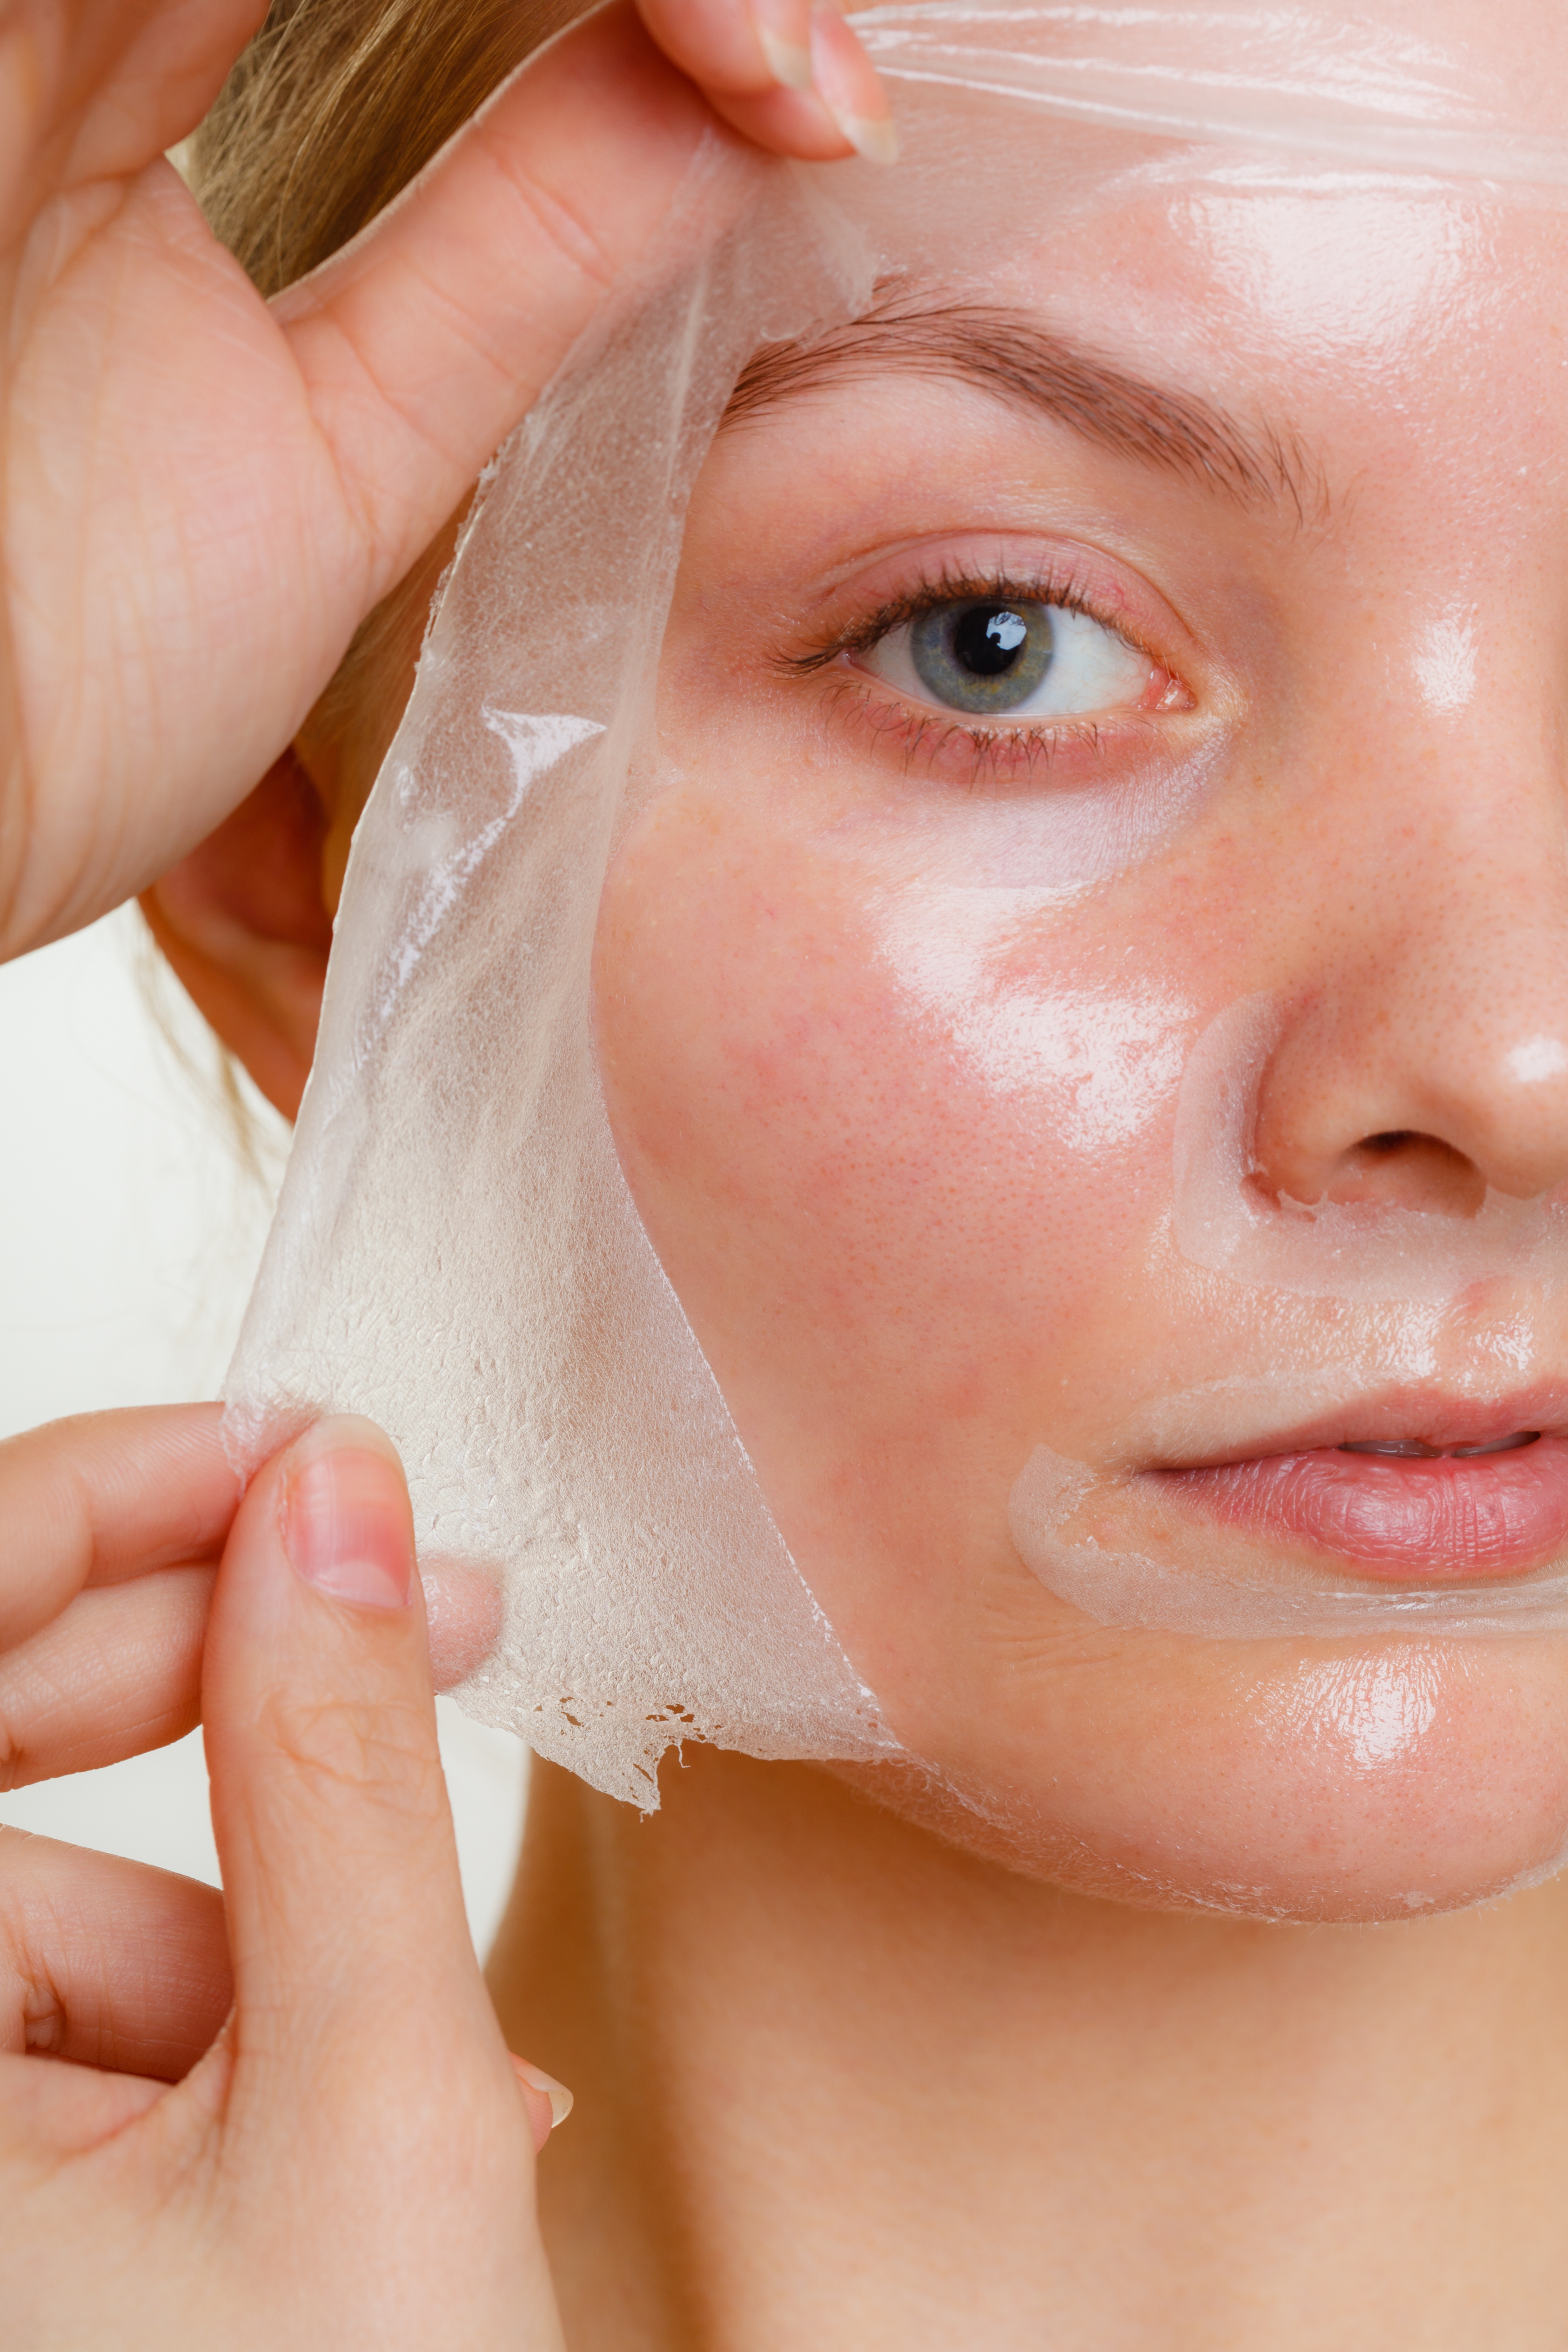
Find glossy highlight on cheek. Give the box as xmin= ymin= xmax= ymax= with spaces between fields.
xmin=871 ymin=887 xmax=1192 ymax=1145
xmin=1310 ymin=1650 xmax=1440 ymax=1771
xmin=1222 ymin=1641 xmax=1568 ymax=1917
xmin=1414 ymin=599 xmax=1478 ymax=715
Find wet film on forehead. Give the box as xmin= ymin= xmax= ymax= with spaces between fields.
xmin=226 ymin=2 xmax=1568 ymax=1807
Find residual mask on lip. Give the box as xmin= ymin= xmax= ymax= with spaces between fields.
xmin=1011 ymin=986 xmax=1568 ymax=1645
xmin=223 ymin=3 xmax=1568 ymax=1805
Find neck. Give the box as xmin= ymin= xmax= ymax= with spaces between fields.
xmin=488 ymin=1748 xmax=1568 ymax=2350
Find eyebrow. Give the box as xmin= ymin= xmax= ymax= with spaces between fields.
xmin=722 ymin=295 xmax=1327 ymax=526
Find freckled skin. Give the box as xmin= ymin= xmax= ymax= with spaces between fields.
xmin=594 ymin=191 xmax=1568 ymax=1923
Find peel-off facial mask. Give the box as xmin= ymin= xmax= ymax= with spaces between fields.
xmin=1012 ymin=990 xmax=1568 ymax=1640
xmin=1009 ymin=1440 xmax=1568 ymax=1640
xmin=226 ymin=2 xmax=1568 ymax=1804
xmin=1173 ymin=998 xmax=1568 ymax=1306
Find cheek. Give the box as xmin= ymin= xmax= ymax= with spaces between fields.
xmin=594 ymin=803 xmax=1169 ymax=1505
xmin=594 ymin=802 xmax=1568 ymax=1924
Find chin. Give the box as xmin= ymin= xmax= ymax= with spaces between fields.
xmin=840 ymin=1629 xmax=1568 ymax=1925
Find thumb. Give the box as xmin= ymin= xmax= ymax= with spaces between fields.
xmin=201 ymin=1415 xmax=505 ymax=2103
xmin=190 ymin=1415 xmax=565 ymax=2344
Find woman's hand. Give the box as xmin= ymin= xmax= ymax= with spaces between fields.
xmin=2 ymin=1411 xmax=569 ymax=2348
xmin=0 ymin=0 xmax=893 ymax=968
xmin=0 ymin=1403 xmax=502 ymax=1794
xmin=0 ymin=1405 xmax=507 ymax=2082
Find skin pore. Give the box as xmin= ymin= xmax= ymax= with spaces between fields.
xmin=153 ymin=170 xmax=1568 ymax=2346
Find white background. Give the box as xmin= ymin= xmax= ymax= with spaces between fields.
xmin=0 ymin=911 xmax=528 ymax=1953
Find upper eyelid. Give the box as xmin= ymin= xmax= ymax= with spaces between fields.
xmin=790 ymin=516 xmax=1211 ymax=654
xmin=788 ymin=568 xmax=1160 ymax=679
xmin=773 ymin=579 xmax=1198 ymax=782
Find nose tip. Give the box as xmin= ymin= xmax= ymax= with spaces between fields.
xmin=1482 ymin=1033 xmax=1568 ymax=1198
xmin=1505 ymin=1035 xmax=1568 ymax=1090
xmin=1253 ymin=1019 xmax=1568 ymax=1216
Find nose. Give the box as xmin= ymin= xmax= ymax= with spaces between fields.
xmin=1249 ymin=765 xmax=1568 ymax=1215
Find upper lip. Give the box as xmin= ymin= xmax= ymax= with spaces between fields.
xmin=1146 ymin=1385 xmax=1568 ymax=1476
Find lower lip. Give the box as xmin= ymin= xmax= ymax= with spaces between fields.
xmin=1153 ymin=1436 xmax=1568 ymax=1581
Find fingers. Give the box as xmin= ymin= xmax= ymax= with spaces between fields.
xmin=274 ymin=3 xmax=713 ymax=590
xmin=9 ymin=0 xmax=269 ymax=203
xmin=6 ymin=0 xmax=900 ymax=969
xmin=0 ymin=1568 xmax=211 ymax=1788
xmin=0 ymin=1829 xmax=229 ymax=2079
xmin=192 ymin=1414 xmax=558 ymax=2327
xmin=420 ymin=1559 xmax=503 ymax=1693
xmin=511 ymin=2055 xmax=574 ymax=2153
xmin=636 ymin=0 xmax=899 ymax=163
xmin=0 ymin=1406 xmax=237 ymax=1652
xmin=275 ymin=0 xmax=886 ymax=619
xmin=0 ymin=1530 xmax=495 ymax=1790
xmin=201 ymin=1418 xmax=512 ymax=2097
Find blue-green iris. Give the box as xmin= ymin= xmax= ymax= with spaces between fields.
xmin=909 ymin=599 xmax=1055 ymax=715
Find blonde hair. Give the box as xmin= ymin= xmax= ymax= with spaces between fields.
xmin=147 ymin=0 xmax=588 ymax=1142
xmin=193 ymin=0 xmax=583 ymax=294
xmin=190 ymin=0 xmax=588 ymax=773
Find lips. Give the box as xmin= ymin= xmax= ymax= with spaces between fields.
xmin=1153 ymin=1423 xmax=1568 ymax=1581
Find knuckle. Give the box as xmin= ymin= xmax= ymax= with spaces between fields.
xmin=0 ymin=1863 xmax=66 ymax=2059
xmin=476 ymin=124 xmax=621 ymax=297
xmin=18 ymin=1968 xmax=65 ymax=2057
xmin=0 ymin=1696 xmax=32 ymax=1794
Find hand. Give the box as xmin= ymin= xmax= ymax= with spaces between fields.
xmin=0 ymin=1403 xmax=501 ymax=1794
xmin=2 ymin=1412 xmax=570 ymax=2349
xmin=0 ymin=1407 xmax=503 ymax=2086
xmin=0 ymin=0 xmax=894 ymax=965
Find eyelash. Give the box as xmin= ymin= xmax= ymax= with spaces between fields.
xmin=782 ymin=561 xmax=1183 ymax=778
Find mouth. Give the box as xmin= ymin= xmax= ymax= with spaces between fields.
xmin=1150 ymin=1402 xmax=1568 ymax=1582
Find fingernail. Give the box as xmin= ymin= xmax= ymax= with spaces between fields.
xmin=282 ymin=1415 xmax=414 ymax=1610
xmin=753 ymin=0 xmax=813 ymax=89
xmin=809 ymin=4 xmax=899 ymax=162
xmin=515 ymin=2058 xmax=574 ymax=2130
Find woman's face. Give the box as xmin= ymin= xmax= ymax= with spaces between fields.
xmin=593 ymin=176 xmax=1568 ymax=1922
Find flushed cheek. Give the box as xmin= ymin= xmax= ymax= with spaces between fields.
xmin=598 ymin=814 xmax=1568 ymax=1920
xmin=595 ymin=812 xmax=1180 ymax=1485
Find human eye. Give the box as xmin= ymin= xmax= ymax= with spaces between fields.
xmin=859 ymin=591 xmax=1159 ymax=721
xmin=772 ymin=544 xmax=1201 ymax=793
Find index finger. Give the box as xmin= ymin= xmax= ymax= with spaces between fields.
xmin=636 ymin=0 xmax=899 ymax=163
xmin=0 ymin=1407 xmax=239 ymax=1652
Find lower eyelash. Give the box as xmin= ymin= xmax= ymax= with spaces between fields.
xmin=823 ymin=670 xmax=1119 ymax=781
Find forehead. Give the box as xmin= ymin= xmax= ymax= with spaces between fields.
xmin=732 ymin=181 xmax=1568 ymax=547
xmin=1020 ymin=190 xmax=1568 ymax=529
xmin=1016 ymin=185 xmax=1558 ymax=395
xmin=795 ymin=0 xmax=1568 ymax=491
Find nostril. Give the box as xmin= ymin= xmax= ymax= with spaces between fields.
xmin=1318 ymin=1130 xmax=1488 ymax=1219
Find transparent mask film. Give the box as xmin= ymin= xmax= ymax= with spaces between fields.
xmin=225 ymin=3 xmax=1568 ymax=1808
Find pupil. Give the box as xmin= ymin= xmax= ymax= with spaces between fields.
xmin=954 ymin=604 xmax=1030 ymax=677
